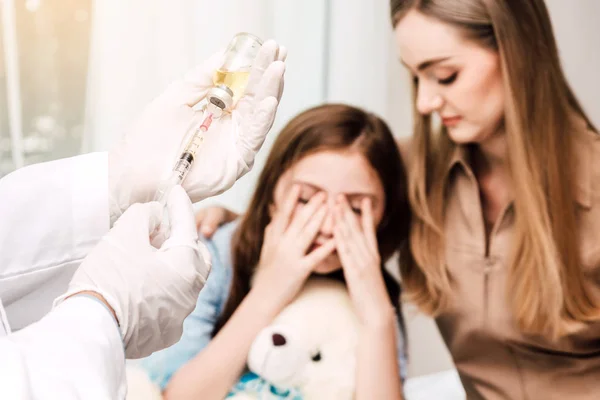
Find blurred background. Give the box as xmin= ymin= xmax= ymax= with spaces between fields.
xmin=1 ymin=0 xmax=599 ymax=380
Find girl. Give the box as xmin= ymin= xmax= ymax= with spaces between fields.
xmin=141 ymin=104 xmax=411 ymax=399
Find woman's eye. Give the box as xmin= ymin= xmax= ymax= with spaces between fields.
xmin=298 ymin=197 xmax=309 ymax=205
xmin=438 ymin=72 xmax=458 ymax=85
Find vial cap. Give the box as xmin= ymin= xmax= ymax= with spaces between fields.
xmin=207 ymin=85 xmax=234 ymax=111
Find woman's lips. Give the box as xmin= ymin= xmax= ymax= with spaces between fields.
xmin=442 ymin=116 xmax=462 ymax=127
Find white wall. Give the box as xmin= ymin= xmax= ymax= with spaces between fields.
xmin=546 ymin=0 xmax=600 ymax=127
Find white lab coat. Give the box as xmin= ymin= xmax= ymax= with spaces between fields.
xmin=0 ymin=153 xmax=127 ymax=398
xmin=0 ymin=296 xmax=126 ymax=399
xmin=0 ymin=152 xmax=109 ymax=331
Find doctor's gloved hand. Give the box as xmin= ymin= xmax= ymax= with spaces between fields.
xmin=54 ymin=186 xmax=211 ymax=359
xmin=108 ymin=40 xmax=287 ymax=224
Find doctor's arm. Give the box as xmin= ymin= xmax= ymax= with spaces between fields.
xmin=0 ymin=39 xmax=284 ymax=328
xmin=0 ymin=187 xmax=211 ymax=399
xmin=0 ymin=152 xmax=111 ymax=294
xmin=0 ymin=295 xmax=126 ymax=400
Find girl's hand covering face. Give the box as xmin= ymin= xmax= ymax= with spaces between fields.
xmin=333 ymin=196 xmax=394 ymax=327
xmin=251 ymin=184 xmax=336 ymax=311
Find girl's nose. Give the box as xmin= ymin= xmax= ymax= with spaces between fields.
xmin=319 ymin=207 xmax=335 ymax=238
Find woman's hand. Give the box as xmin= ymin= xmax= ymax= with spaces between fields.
xmin=249 ymin=185 xmax=336 ymax=313
xmin=333 ymin=196 xmax=396 ymax=328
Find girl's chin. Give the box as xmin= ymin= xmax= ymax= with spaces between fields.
xmin=312 ymin=255 xmax=342 ymax=275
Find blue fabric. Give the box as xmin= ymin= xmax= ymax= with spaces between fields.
xmin=138 ymin=220 xmax=408 ymax=390
xmin=227 ymin=372 xmax=303 ymax=399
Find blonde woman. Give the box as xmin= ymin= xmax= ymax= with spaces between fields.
xmin=198 ymin=0 xmax=600 ymax=398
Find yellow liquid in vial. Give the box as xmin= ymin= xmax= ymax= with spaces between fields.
xmin=213 ymin=69 xmax=251 ymax=104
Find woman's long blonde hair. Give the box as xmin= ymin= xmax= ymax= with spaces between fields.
xmin=391 ymin=0 xmax=600 ymax=339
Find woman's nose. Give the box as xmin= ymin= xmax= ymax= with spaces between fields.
xmin=416 ymin=82 xmax=443 ymax=115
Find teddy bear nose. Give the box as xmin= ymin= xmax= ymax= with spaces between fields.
xmin=272 ymin=333 xmax=287 ymax=346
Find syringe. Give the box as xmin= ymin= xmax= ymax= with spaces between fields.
xmin=154 ymin=110 xmax=214 ymax=205
xmin=153 ymin=84 xmax=233 ymax=209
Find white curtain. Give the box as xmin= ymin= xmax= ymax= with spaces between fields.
xmin=82 ymin=0 xmax=331 ymax=211
xmin=326 ymin=0 xmax=412 ymax=138
xmin=83 ymin=0 xmax=275 ymax=153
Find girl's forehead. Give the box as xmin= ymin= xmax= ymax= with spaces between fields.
xmin=283 ymin=150 xmax=384 ymax=198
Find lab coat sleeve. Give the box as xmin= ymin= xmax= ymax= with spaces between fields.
xmin=0 ymin=296 xmax=126 ymax=400
xmin=0 ymin=152 xmax=110 ymax=330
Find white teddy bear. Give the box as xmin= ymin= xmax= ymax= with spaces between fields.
xmin=125 ymin=277 xmax=361 ymax=400
xmin=227 ymin=277 xmax=360 ymax=400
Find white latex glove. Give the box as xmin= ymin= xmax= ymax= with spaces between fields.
xmin=54 ymin=185 xmax=211 ymax=359
xmin=109 ymin=40 xmax=287 ymax=223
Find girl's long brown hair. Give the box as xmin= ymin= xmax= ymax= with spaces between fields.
xmin=391 ymin=0 xmax=600 ymax=339
xmin=213 ymin=104 xmax=411 ymax=337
